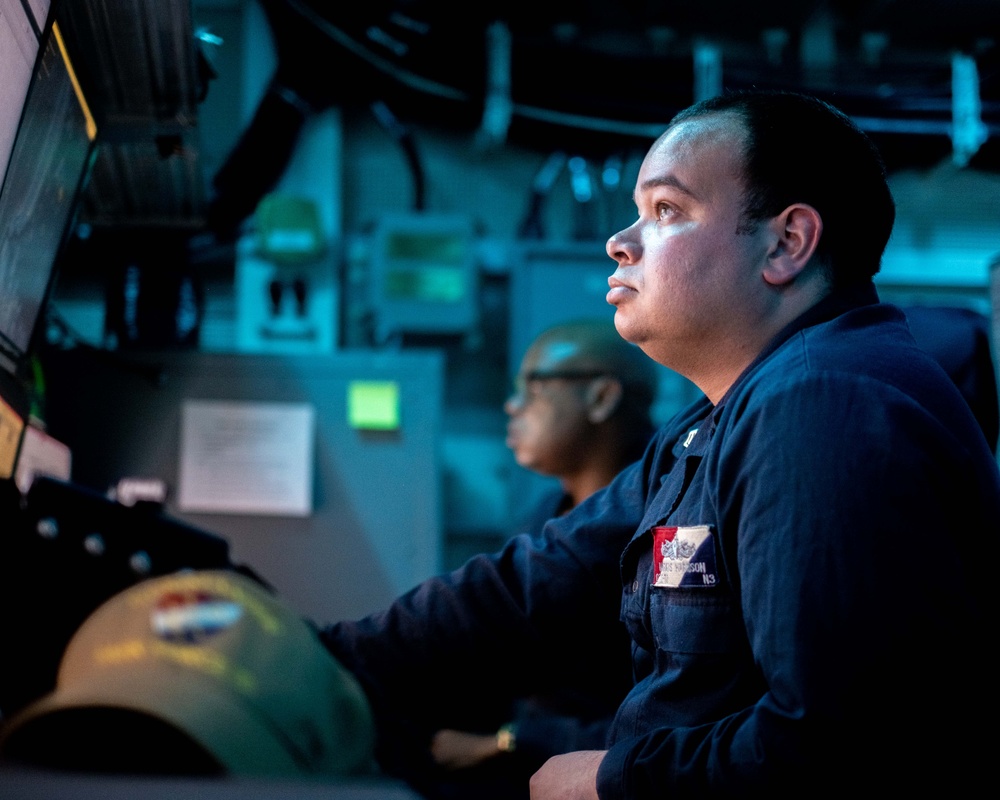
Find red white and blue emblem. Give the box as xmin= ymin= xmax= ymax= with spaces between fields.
xmin=150 ymin=590 xmax=243 ymax=643
xmin=652 ymin=525 xmax=718 ymax=588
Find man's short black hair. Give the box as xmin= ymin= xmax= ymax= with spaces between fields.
xmin=670 ymin=90 xmax=896 ymax=287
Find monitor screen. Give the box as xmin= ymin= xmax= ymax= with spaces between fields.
xmin=0 ymin=6 xmax=96 ymax=371
xmin=0 ymin=0 xmax=44 ymax=190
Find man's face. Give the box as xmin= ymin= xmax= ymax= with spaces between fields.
xmin=503 ymin=339 xmax=599 ymax=478
xmin=605 ymin=114 xmax=772 ymax=373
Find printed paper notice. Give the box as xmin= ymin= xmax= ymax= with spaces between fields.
xmin=178 ymin=400 xmax=315 ymax=516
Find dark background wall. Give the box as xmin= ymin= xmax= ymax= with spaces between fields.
xmin=38 ymin=0 xmax=1000 ymax=613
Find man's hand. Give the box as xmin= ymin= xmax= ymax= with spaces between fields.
xmin=530 ymin=750 xmax=605 ymax=800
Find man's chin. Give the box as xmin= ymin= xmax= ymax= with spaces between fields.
xmin=613 ymin=313 xmax=640 ymax=344
xmin=512 ymin=451 xmax=538 ymax=471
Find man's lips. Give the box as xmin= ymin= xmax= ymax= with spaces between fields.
xmin=505 ymin=425 xmax=520 ymax=449
xmin=607 ymin=274 xmax=635 ymax=305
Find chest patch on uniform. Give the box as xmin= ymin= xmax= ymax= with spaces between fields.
xmin=652 ymin=525 xmax=718 ymax=588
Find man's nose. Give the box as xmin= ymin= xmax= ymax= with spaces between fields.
xmin=606 ymin=224 xmax=638 ymax=264
xmin=504 ymin=387 xmax=526 ymax=415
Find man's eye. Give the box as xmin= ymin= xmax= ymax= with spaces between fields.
xmin=656 ymin=203 xmax=675 ymax=220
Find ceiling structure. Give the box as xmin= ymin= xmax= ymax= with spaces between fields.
xmin=56 ymin=0 xmax=206 ymax=231
xmin=54 ymin=0 xmax=1000 ymax=235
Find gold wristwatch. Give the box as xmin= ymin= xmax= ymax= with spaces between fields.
xmin=496 ymin=723 xmax=517 ymax=753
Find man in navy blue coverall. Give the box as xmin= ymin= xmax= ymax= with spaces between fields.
xmin=426 ymin=319 xmax=658 ymax=798
xmin=320 ymin=90 xmax=1000 ymax=798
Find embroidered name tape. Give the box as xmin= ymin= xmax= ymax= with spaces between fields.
xmin=652 ymin=525 xmax=718 ymax=588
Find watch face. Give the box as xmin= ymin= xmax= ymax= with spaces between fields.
xmin=496 ymin=724 xmax=516 ymax=753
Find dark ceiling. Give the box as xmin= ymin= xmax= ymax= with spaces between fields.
xmin=58 ymin=0 xmax=1000 ymax=234
xmin=260 ymin=2 xmax=998 ymax=143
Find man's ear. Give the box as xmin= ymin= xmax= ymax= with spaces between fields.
xmin=586 ymin=377 xmax=623 ymax=423
xmin=762 ymin=204 xmax=823 ymax=286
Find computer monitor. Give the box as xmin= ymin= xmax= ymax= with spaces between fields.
xmin=0 ymin=3 xmax=96 ymax=369
xmin=0 ymin=0 xmax=49 ymax=189
xmin=0 ymin=0 xmax=97 ymax=475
